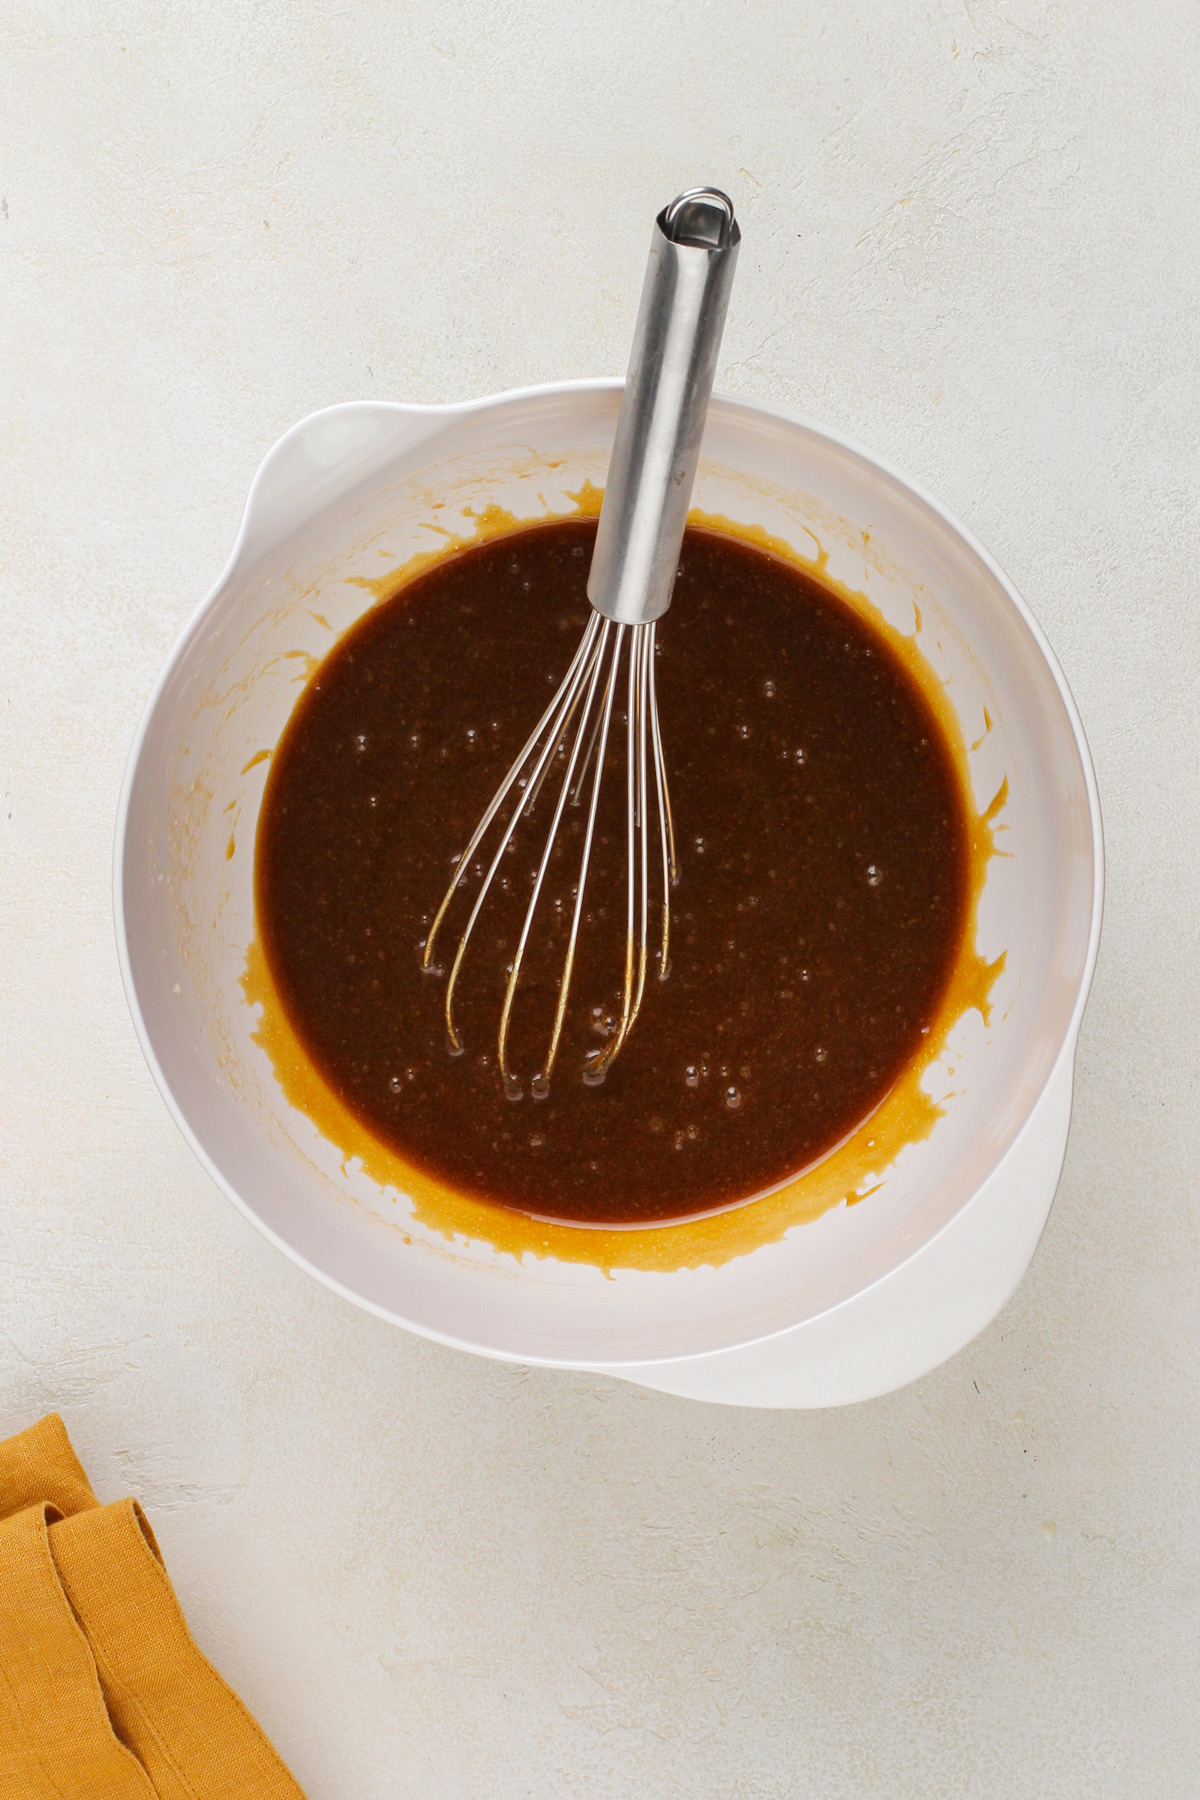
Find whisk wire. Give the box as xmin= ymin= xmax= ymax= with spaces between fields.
xmin=541 ymin=621 xmax=624 ymax=1089
xmin=498 ymin=618 xmax=615 ymax=1091
xmin=427 ymin=613 xmax=674 ymax=1091
xmin=423 ymin=611 xmax=602 ymax=986
xmin=588 ymin=623 xmax=653 ymax=1079
xmin=649 ymin=626 xmax=677 ymax=874
xmin=434 ymin=612 xmax=604 ymax=1051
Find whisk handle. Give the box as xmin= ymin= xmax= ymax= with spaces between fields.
xmin=587 ymin=189 xmax=740 ymax=627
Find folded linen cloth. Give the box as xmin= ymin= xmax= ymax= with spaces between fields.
xmin=0 ymin=1413 xmax=304 ymax=1798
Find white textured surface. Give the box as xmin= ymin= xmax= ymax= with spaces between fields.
xmin=2 ymin=2 xmax=1197 ymax=1793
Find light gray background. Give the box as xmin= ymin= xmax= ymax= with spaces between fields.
xmin=2 ymin=3 xmax=1197 ymax=1794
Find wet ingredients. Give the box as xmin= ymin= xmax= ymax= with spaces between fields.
xmin=254 ymin=518 xmax=974 ymax=1229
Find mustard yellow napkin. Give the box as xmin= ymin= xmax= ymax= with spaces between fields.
xmin=0 ymin=1414 xmax=305 ymax=1798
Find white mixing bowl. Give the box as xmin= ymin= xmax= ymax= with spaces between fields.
xmin=115 ymin=382 xmax=1102 ymax=1407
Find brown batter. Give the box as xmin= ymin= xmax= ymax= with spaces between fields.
xmin=255 ymin=519 xmax=969 ymax=1227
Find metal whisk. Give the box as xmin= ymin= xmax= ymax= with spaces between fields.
xmin=423 ymin=189 xmax=740 ymax=1095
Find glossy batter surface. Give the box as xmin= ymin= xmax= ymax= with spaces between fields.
xmin=255 ymin=520 xmax=969 ymax=1226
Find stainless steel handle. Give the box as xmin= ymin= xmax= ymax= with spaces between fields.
xmin=587 ymin=188 xmax=740 ymax=627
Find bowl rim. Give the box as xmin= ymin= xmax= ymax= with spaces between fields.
xmin=113 ymin=377 xmax=1105 ymax=1366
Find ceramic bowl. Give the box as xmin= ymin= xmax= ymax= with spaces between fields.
xmin=115 ymin=382 xmax=1102 ymax=1406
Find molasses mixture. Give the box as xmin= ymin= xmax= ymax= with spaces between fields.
xmin=255 ymin=519 xmax=969 ymax=1226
